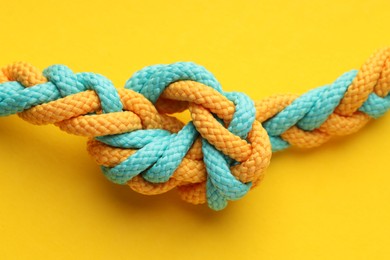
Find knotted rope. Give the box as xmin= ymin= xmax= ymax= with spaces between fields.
xmin=1 ymin=48 xmax=390 ymax=210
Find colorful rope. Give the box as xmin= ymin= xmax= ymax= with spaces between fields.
xmin=1 ymin=48 xmax=390 ymax=210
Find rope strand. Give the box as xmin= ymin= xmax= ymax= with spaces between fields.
xmin=1 ymin=48 xmax=390 ymax=210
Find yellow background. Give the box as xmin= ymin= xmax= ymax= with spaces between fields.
xmin=0 ymin=0 xmax=390 ymax=259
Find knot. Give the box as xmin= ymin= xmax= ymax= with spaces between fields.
xmin=101 ymin=62 xmax=272 ymax=210
xmin=1 ymin=48 xmax=390 ymax=210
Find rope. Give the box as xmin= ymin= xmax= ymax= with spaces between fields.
xmin=1 ymin=48 xmax=390 ymax=210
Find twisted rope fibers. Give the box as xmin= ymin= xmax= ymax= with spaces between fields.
xmin=1 ymin=48 xmax=390 ymax=210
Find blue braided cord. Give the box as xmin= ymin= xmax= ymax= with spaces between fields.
xmin=76 ymin=72 xmax=123 ymax=113
xmin=203 ymin=139 xmax=251 ymax=210
xmin=101 ymin=134 xmax=173 ymax=184
xmin=123 ymin=64 xmax=165 ymax=96
xmin=124 ymin=62 xmax=223 ymax=103
xmin=0 ymin=81 xmax=61 ymax=116
xmin=43 ymin=65 xmax=85 ymax=97
xmin=360 ymin=92 xmax=390 ymax=118
xmin=270 ymin=136 xmax=290 ymax=152
xmin=142 ymin=122 xmax=199 ymax=183
xmin=96 ymin=129 xmax=171 ymax=149
xmin=224 ymin=92 xmax=256 ymax=139
xmin=206 ymin=177 xmax=228 ymax=211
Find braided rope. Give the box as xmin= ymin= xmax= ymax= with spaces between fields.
xmin=1 ymin=48 xmax=390 ymax=210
